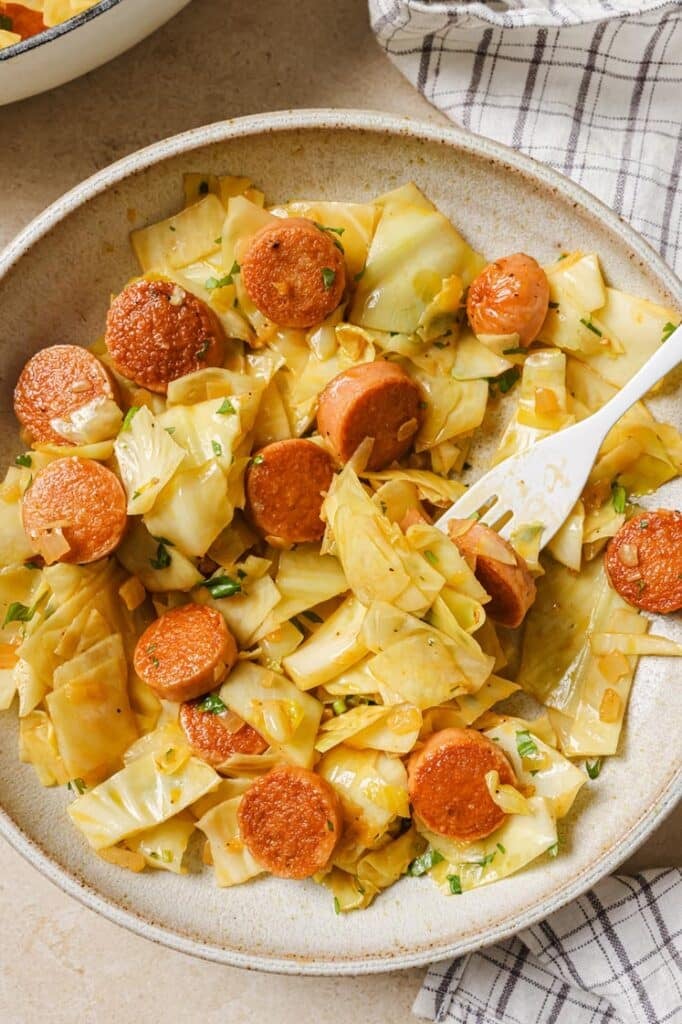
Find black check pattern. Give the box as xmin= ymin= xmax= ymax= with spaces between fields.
xmin=369 ymin=0 xmax=682 ymax=274
xmin=412 ymin=869 xmax=682 ymax=1023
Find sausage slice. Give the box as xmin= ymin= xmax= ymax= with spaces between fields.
xmin=240 ymin=218 xmax=346 ymax=328
xmin=134 ymin=604 xmax=238 ymax=703
xmin=408 ymin=727 xmax=516 ymax=842
xmin=467 ymin=253 xmax=549 ymax=346
xmin=245 ymin=438 xmax=335 ymax=545
xmin=316 ymin=361 xmax=422 ymax=470
xmin=105 ymin=279 xmax=225 ymax=393
xmin=180 ymin=700 xmax=267 ymax=766
xmin=21 ymin=457 xmax=127 ymax=564
xmin=237 ymin=765 xmax=341 ymax=878
xmin=605 ymin=509 xmax=682 ymax=614
xmin=448 ymin=519 xmax=536 ymax=628
xmin=14 ymin=344 xmax=117 ymax=446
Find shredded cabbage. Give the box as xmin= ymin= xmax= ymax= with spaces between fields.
xmin=318 ymin=746 xmax=409 ymax=847
xmin=196 ymin=796 xmax=265 ymax=886
xmin=114 ymin=405 xmax=185 ymax=516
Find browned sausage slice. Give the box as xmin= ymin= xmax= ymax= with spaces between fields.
xmin=180 ymin=700 xmax=267 ymax=766
xmin=316 ymin=361 xmax=422 ymax=470
xmin=14 ymin=344 xmax=117 ymax=446
xmin=105 ymin=279 xmax=225 ymax=393
xmin=21 ymin=457 xmax=127 ymax=564
xmin=408 ymin=727 xmax=517 ymax=842
xmin=448 ymin=519 xmax=536 ymax=628
xmin=467 ymin=253 xmax=549 ymax=346
xmin=605 ymin=509 xmax=682 ymax=614
xmin=133 ymin=604 xmax=238 ymax=702
xmin=245 ymin=438 xmax=335 ymax=545
xmin=240 ymin=218 xmax=346 ymax=328
xmin=237 ymin=765 xmax=341 ymax=878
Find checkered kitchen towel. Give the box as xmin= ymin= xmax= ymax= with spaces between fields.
xmin=369 ymin=0 xmax=682 ymax=275
xmin=412 ymin=868 xmax=682 ymax=1023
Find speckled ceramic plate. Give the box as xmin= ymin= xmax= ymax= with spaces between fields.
xmin=0 ymin=110 xmax=680 ymax=975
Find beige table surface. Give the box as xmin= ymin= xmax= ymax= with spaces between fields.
xmin=0 ymin=1 xmax=679 ymax=1021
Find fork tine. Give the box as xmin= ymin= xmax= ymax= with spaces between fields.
xmin=478 ymin=503 xmax=505 ymax=529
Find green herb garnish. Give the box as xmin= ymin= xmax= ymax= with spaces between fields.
xmin=67 ymin=778 xmax=86 ymax=795
xmin=408 ymin=849 xmax=444 ymax=877
xmin=502 ymin=346 xmax=527 ymax=355
xmin=165 ymin=426 xmax=176 ymax=436
xmin=423 ymin=550 xmax=438 ymax=567
xmin=321 ymin=267 xmax=336 ymax=290
xmin=205 ymin=261 xmax=240 ymax=291
xmin=150 ymin=541 xmax=171 ymax=571
xmin=333 ymin=896 xmax=341 ymax=914
xmin=611 ymin=482 xmax=627 ymax=514
xmin=496 ymin=843 xmax=506 ymax=855
xmin=585 ymin=758 xmax=602 ymax=779
xmin=516 ymin=729 xmax=540 ymax=759
xmin=24 ymin=561 xmax=40 ymax=571
xmin=661 ymin=321 xmax=677 ymax=344
xmin=313 ymin=222 xmax=345 ymax=237
xmin=3 ymin=602 xmax=35 ymax=627
xmin=548 ymin=301 xmax=560 ymax=309
xmin=475 ymin=852 xmax=496 ymax=869
xmin=580 ymin=317 xmax=602 ymax=337
xmin=196 ymin=339 xmax=210 ymax=360
xmin=326 ymin=819 xmax=335 ymax=832
xmin=332 ymin=699 xmax=348 ymax=716
xmin=212 ymin=440 xmax=223 ymax=457
xmin=488 ymin=366 xmax=520 ymax=394
xmin=216 ymin=397 xmax=236 ymax=415
xmin=121 ymin=406 xmax=140 ymax=431
xmin=201 ymin=574 xmax=242 ymax=599
xmin=354 ymin=265 xmax=366 ymax=282
xmin=302 ymin=610 xmax=323 ymax=623
xmin=198 ymin=693 xmax=227 ymax=714
xmin=15 ymin=453 xmax=32 ymax=467
xmin=447 ymin=874 xmax=462 ymax=895
xmin=547 ymin=842 xmax=559 ymax=858
xmin=0 ymin=14 xmax=14 ymax=30
xmin=251 ymin=454 xmax=265 ymax=466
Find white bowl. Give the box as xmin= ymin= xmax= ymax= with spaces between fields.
xmin=0 ymin=110 xmax=680 ymax=974
xmin=0 ymin=0 xmax=192 ymax=106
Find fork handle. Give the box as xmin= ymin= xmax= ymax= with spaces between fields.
xmin=586 ymin=324 xmax=682 ymax=443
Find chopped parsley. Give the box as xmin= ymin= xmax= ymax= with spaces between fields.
xmin=214 ymin=236 xmax=223 ymax=246
xmin=205 ymin=262 xmax=240 ymax=290
xmin=0 ymin=14 xmax=14 ymax=30
xmin=67 ymin=778 xmax=86 ymax=795
xmin=201 ymin=574 xmax=242 ymax=599
xmin=488 ymin=366 xmax=520 ymax=394
xmin=290 ymin=616 xmax=305 ymax=632
xmin=661 ymin=321 xmax=677 ymax=344
xmin=326 ymin=819 xmax=335 ymax=832
xmin=447 ymin=874 xmax=463 ymax=895
xmin=196 ymin=338 xmax=211 ymax=360
xmin=198 ymin=693 xmax=227 ymax=714
xmin=502 ymin=346 xmax=527 ymax=355
xmin=423 ymin=550 xmax=438 ymax=567
xmin=585 ymin=758 xmax=602 ymax=780
xmin=212 ymin=440 xmax=223 ymax=457
xmin=354 ymin=265 xmax=366 ymax=282
xmin=475 ymin=852 xmax=496 ymax=869
xmin=251 ymin=454 xmax=265 ymax=466
xmin=302 ymin=610 xmax=323 ymax=623
xmin=321 ymin=267 xmax=336 ymax=290
xmin=24 ymin=561 xmax=40 ymax=571
xmin=121 ymin=406 xmax=140 ymax=431
xmin=216 ymin=397 xmax=236 ymax=415
xmin=408 ymin=848 xmax=444 ymax=877
xmin=333 ymin=896 xmax=341 ymax=915
xmin=611 ymin=482 xmax=627 ymax=514
xmin=332 ymin=699 xmax=348 ymax=716
xmin=165 ymin=426 xmax=176 ymax=436
xmin=313 ymin=222 xmax=345 ymax=237
xmin=236 ymin=569 xmax=247 ymax=580
xmin=547 ymin=842 xmax=559 ymax=858
xmin=149 ymin=541 xmax=172 ymax=571
xmin=580 ymin=317 xmax=602 ymax=337
xmin=496 ymin=843 xmax=506 ymax=855
xmin=15 ymin=453 xmax=32 ymax=467
xmin=3 ymin=602 xmax=35 ymax=627
xmin=516 ymin=729 xmax=540 ymax=760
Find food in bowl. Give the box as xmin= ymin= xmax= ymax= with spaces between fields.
xmin=1 ymin=173 xmax=680 ymax=911
xmin=0 ymin=1 xmax=100 ymax=48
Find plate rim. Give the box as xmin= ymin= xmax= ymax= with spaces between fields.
xmin=0 ymin=108 xmax=680 ymax=975
xmin=0 ymin=0 xmax=123 ymax=62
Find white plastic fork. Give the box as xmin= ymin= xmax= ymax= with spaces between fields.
xmin=436 ymin=325 xmax=682 ymax=548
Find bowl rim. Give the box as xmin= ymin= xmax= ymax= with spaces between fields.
xmin=0 ymin=108 xmax=680 ymax=975
xmin=0 ymin=0 xmax=123 ymax=61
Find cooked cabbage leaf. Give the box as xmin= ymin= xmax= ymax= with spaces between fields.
xmin=114 ymin=405 xmax=185 ymax=516
xmin=196 ymin=796 xmax=265 ymax=887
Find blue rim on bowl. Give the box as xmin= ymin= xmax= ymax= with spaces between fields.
xmin=0 ymin=0 xmax=123 ymax=61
